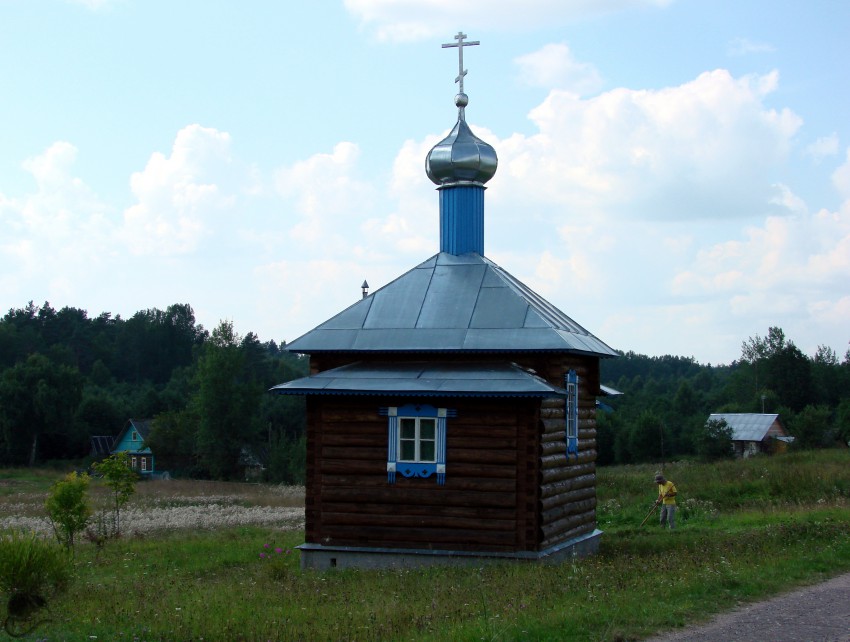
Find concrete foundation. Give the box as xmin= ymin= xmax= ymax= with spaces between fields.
xmin=298 ymin=529 xmax=602 ymax=570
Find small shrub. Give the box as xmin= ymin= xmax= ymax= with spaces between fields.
xmin=44 ymin=472 xmax=91 ymax=550
xmin=0 ymin=530 xmax=70 ymax=635
xmin=93 ymin=452 xmax=138 ymax=537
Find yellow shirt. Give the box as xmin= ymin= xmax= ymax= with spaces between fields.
xmin=658 ymin=481 xmax=677 ymax=505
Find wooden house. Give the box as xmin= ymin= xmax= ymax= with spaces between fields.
xmin=271 ymin=33 xmax=617 ymax=569
xmin=708 ymin=413 xmax=790 ymax=458
xmin=111 ymin=419 xmax=155 ymax=475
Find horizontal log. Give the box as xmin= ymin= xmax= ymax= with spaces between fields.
xmin=541 ymin=497 xmax=596 ymax=525
xmin=322 ymin=446 xmax=386 ymax=460
xmin=540 ymin=398 xmax=564 ymax=409
xmin=542 ymin=418 xmax=565 ymax=435
xmin=320 ymin=511 xmax=517 ymax=532
xmin=540 ymin=463 xmax=596 ymax=486
xmin=449 ymin=437 xmax=517 ymax=450
xmin=540 ymin=469 xmax=596 ymax=500
xmin=320 ymin=459 xmax=383 ymax=475
xmin=540 ymin=521 xmax=596 ymax=550
xmin=450 ymin=448 xmax=518 ymax=465
xmin=321 ymin=433 xmax=385 ymax=447
xmin=321 ymin=486 xmax=517 ymax=509
xmin=540 ymin=449 xmax=597 ymax=468
xmin=540 ymin=485 xmax=596 ymax=511
xmin=541 ymin=508 xmax=596 ymax=540
xmin=320 ymin=474 xmax=517 ymax=494
xmin=319 ymin=524 xmax=517 ymax=547
xmin=540 ymin=407 xmax=565 ymax=419
xmin=541 ymin=440 xmax=564 ymax=456
xmin=318 ymin=410 xmax=386 ymax=423
xmin=320 ymin=501 xmax=517 ymax=521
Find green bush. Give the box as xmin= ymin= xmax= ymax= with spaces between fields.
xmin=44 ymin=471 xmax=91 ymax=550
xmin=0 ymin=530 xmax=70 ymax=634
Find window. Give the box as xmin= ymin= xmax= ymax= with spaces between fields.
xmin=141 ymin=457 xmax=148 ymax=472
xmin=399 ymin=417 xmax=436 ymax=463
xmin=566 ymin=370 xmax=579 ymax=458
xmin=382 ymin=404 xmax=453 ymax=485
xmin=131 ymin=456 xmax=138 ymax=469
xmin=131 ymin=431 xmax=139 ymax=442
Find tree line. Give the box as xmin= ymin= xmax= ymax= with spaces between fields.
xmin=0 ymin=302 xmax=307 ymax=481
xmin=2 ymin=301 xmax=847 ymax=477
xmin=598 ymin=326 xmax=850 ymax=464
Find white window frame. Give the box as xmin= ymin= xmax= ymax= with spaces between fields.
xmin=398 ymin=416 xmax=437 ymax=463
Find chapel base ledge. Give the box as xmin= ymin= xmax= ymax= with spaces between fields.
xmin=297 ymin=529 xmax=602 ymax=570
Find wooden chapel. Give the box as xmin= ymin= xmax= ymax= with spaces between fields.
xmin=271 ymin=32 xmax=617 ymax=569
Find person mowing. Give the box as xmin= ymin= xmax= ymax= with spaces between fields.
xmin=655 ymin=472 xmax=678 ymax=529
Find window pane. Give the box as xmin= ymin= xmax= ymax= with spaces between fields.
xmin=420 ymin=441 xmax=436 ymax=462
xmin=420 ymin=419 xmax=436 ymax=440
xmin=400 ymin=418 xmax=416 ymax=439
xmin=400 ymin=440 xmax=416 ymax=461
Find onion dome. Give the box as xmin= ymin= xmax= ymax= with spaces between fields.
xmin=426 ymin=92 xmax=498 ymax=186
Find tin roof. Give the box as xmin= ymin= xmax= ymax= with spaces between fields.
xmin=286 ymin=252 xmax=617 ymax=357
xmin=269 ymin=361 xmax=565 ymax=397
xmin=709 ymin=413 xmax=782 ymax=442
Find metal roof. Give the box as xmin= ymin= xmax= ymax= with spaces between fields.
xmin=286 ymin=252 xmax=617 ymax=357
xmin=709 ymin=413 xmax=781 ymax=442
xmin=269 ymin=361 xmax=566 ymax=398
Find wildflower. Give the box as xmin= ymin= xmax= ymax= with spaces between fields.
xmin=275 ymin=547 xmax=283 ymax=554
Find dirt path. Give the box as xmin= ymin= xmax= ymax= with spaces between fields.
xmin=646 ymin=572 xmax=850 ymax=641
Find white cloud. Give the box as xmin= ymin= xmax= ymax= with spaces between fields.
xmin=805 ymin=133 xmax=839 ymax=162
xmin=496 ymin=69 xmax=801 ymax=221
xmin=832 ymin=147 xmax=850 ymax=198
xmin=0 ymin=142 xmax=114 ymax=304
xmin=344 ymin=0 xmax=674 ymax=41
xmin=514 ymin=43 xmax=603 ymax=95
xmin=727 ymin=37 xmax=776 ymax=57
xmin=121 ymin=125 xmax=237 ymax=256
xmin=65 ymin=0 xmax=124 ymax=10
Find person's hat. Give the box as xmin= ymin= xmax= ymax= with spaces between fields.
xmin=654 ymin=471 xmax=664 ymax=482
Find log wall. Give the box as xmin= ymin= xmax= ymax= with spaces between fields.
xmin=305 ymin=395 xmax=541 ymax=553
xmin=304 ymin=352 xmax=601 ymax=554
xmin=519 ymin=354 xmax=600 ymax=547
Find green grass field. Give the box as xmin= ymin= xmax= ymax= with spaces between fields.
xmin=2 ymin=450 xmax=849 ymax=640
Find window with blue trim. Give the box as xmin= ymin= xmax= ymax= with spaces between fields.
xmin=566 ymin=370 xmax=579 ymax=459
xmin=381 ymin=404 xmax=452 ymax=485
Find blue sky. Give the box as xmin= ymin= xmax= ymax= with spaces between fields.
xmin=1 ymin=0 xmax=848 ymax=365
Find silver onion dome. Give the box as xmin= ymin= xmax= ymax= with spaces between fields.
xmin=426 ymin=93 xmax=498 ymax=186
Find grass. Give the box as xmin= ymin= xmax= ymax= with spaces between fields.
xmin=1 ymin=450 xmax=849 ymax=640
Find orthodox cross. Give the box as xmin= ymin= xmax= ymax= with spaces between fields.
xmin=441 ymin=31 xmax=479 ymax=95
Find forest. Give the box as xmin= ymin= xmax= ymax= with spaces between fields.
xmin=0 ymin=302 xmax=307 ymax=482
xmin=1 ymin=302 xmax=848 ymax=480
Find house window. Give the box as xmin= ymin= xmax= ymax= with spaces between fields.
xmin=141 ymin=458 xmax=147 ymax=472
xmin=382 ymin=404 xmax=453 ymax=485
xmin=566 ymin=370 xmax=579 ymax=458
xmin=131 ymin=456 xmax=138 ymax=469
xmin=132 ymin=431 xmax=139 ymax=442
xmin=399 ymin=417 xmax=436 ymax=463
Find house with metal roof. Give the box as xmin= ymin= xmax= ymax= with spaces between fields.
xmin=271 ymin=32 xmax=616 ymax=569
xmin=708 ymin=413 xmax=790 ymax=458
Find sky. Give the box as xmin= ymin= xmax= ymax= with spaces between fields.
xmin=1 ymin=0 xmax=848 ymax=366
